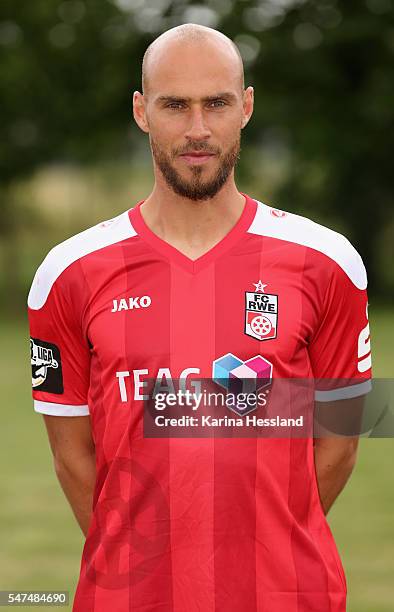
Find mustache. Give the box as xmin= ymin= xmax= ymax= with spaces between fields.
xmin=173 ymin=143 xmax=220 ymax=156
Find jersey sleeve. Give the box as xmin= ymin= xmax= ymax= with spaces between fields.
xmin=308 ymin=243 xmax=372 ymax=402
xmin=28 ymin=255 xmax=91 ymax=416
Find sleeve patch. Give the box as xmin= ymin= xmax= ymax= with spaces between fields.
xmin=30 ymin=337 xmax=64 ymax=394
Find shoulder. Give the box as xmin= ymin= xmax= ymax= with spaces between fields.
xmin=28 ymin=210 xmax=137 ymax=310
xmin=248 ymin=200 xmax=367 ymax=290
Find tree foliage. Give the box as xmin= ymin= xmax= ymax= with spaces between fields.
xmin=1 ymin=0 xmax=393 ymax=299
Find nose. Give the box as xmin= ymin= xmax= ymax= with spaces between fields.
xmin=184 ymin=106 xmax=211 ymax=141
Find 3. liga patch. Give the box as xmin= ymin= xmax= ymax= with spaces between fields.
xmin=30 ymin=337 xmax=63 ymax=393
xmin=245 ymin=281 xmax=278 ymax=341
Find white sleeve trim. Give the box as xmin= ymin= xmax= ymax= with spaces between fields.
xmin=34 ymin=400 xmax=90 ymax=416
xmin=314 ymin=379 xmax=372 ymax=402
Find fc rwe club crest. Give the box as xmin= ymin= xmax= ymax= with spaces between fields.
xmin=245 ymin=280 xmax=278 ymax=341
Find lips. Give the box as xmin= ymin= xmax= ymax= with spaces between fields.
xmin=179 ymin=151 xmax=216 ymax=164
xmin=181 ymin=151 xmax=215 ymax=156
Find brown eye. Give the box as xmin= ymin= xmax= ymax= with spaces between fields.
xmin=209 ymin=100 xmax=226 ymax=108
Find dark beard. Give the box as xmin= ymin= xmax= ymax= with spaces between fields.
xmin=150 ymin=137 xmax=241 ymax=201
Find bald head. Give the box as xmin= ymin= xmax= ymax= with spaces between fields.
xmin=133 ymin=23 xmax=254 ymax=202
xmin=141 ymin=23 xmax=244 ymax=96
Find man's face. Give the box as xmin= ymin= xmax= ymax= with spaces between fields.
xmin=139 ymin=39 xmax=250 ymax=201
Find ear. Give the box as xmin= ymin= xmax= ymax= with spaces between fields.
xmin=241 ymin=86 xmax=254 ymax=129
xmin=133 ymin=91 xmax=149 ymax=134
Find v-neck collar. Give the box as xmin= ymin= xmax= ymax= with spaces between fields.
xmin=128 ymin=193 xmax=258 ymax=274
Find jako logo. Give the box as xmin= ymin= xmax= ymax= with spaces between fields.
xmin=111 ymin=296 xmax=152 ymax=312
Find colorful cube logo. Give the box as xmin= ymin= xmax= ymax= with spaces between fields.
xmin=212 ymin=353 xmax=273 ymax=416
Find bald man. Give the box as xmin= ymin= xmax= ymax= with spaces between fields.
xmin=28 ymin=23 xmax=372 ymax=612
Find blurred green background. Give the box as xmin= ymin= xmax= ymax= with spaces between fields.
xmin=0 ymin=0 xmax=393 ymax=610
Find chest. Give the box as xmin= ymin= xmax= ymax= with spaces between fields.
xmin=83 ymin=249 xmax=322 ymax=379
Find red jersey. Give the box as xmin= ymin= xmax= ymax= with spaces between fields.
xmin=28 ymin=194 xmax=372 ymax=612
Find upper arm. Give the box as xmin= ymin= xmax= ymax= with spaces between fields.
xmin=28 ymin=254 xmax=91 ymax=416
xmin=314 ymin=395 xmax=366 ymax=441
xmin=309 ymin=245 xmax=372 ymax=403
xmin=43 ymin=415 xmax=95 ymax=464
xmin=313 ymin=397 xmax=363 ymax=473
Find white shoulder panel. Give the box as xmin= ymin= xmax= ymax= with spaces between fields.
xmin=248 ymin=201 xmax=367 ymax=290
xmin=28 ymin=210 xmax=137 ymax=310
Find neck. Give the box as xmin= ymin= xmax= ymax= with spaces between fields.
xmin=139 ymin=177 xmax=246 ymax=260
